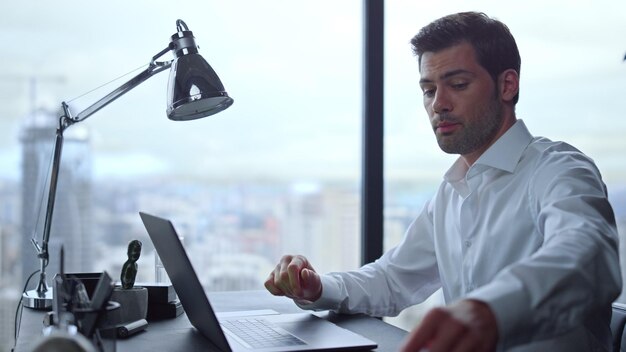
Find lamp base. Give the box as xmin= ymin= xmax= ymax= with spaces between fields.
xmin=22 ymin=289 xmax=53 ymax=310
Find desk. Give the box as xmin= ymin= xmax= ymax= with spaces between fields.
xmin=14 ymin=290 xmax=408 ymax=351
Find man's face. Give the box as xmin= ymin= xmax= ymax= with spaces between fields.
xmin=419 ymin=42 xmax=504 ymax=159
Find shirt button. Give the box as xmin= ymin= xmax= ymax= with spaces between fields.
xmin=464 ymin=240 xmax=472 ymax=248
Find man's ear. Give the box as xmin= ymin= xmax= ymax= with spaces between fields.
xmin=498 ymin=69 xmax=519 ymax=103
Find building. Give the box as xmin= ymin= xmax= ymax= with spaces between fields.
xmin=19 ymin=108 xmax=93 ymax=288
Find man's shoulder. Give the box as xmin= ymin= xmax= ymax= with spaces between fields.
xmin=523 ymin=137 xmax=604 ymax=190
xmin=524 ymin=137 xmax=592 ymax=165
xmin=527 ymin=136 xmax=577 ymax=152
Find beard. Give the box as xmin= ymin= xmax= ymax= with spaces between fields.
xmin=433 ymin=97 xmax=504 ymax=155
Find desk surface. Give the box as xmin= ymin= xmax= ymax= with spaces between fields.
xmin=15 ymin=290 xmax=408 ymax=352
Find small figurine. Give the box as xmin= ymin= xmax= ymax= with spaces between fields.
xmin=120 ymin=240 xmax=142 ymax=289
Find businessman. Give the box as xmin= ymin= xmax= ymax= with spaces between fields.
xmin=265 ymin=12 xmax=621 ymax=351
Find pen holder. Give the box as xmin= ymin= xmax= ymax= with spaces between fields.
xmin=108 ymin=286 xmax=148 ymax=325
xmin=73 ymin=301 xmax=120 ymax=352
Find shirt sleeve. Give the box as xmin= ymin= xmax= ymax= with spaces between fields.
xmin=466 ymin=147 xmax=622 ymax=349
xmin=298 ymin=200 xmax=442 ymax=316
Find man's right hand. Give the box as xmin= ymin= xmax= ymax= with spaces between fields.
xmin=264 ymin=254 xmax=322 ymax=303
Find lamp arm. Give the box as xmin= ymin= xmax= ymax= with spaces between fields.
xmin=39 ymin=122 xmax=64 ymax=264
xmin=32 ymin=122 xmax=64 ymax=296
xmin=68 ymin=45 xmax=173 ymax=123
xmin=32 ymin=45 xmax=173 ymax=298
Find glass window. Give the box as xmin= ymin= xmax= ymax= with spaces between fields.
xmin=0 ymin=1 xmax=362 ymax=348
xmin=385 ymin=1 xmax=626 ymax=330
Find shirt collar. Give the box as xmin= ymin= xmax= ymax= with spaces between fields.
xmin=444 ymin=119 xmax=533 ymax=183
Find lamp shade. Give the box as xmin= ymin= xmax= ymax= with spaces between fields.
xmin=166 ymin=21 xmax=234 ymax=121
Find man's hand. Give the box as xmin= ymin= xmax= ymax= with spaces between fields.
xmin=264 ymin=255 xmax=322 ymax=303
xmin=400 ymin=299 xmax=498 ymax=352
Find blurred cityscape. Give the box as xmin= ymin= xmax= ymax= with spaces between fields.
xmin=1 ymin=107 xmax=625 ymax=351
xmin=0 ymin=106 xmax=418 ymax=350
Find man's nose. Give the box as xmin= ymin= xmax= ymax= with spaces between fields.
xmin=432 ymin=89 xmax=452 ymax=114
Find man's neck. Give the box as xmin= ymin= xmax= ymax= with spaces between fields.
xmin=461 ymin=116 xmax=517 ymax=166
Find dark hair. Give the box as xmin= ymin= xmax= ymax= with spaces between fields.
xmin=411 ymin=12 xmax=521 ymax=104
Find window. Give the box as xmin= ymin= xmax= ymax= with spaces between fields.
xmin=0 ymin=2 xmax=363 ymax=349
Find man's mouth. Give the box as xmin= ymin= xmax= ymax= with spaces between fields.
xmin=436 ymin=122 xmax=460 ymax=134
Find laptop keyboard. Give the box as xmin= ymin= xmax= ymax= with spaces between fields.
xmin=221 ymin=318 xmax=306 ymax=349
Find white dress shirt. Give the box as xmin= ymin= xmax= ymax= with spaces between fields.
xmin=300 ymin=120 xmax=622 ymax=351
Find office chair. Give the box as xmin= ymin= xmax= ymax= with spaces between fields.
xmin=612 ymin=302 xmax=626 ymax=352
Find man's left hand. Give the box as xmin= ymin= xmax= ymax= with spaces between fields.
xmin=400 ymin=299 xmax=498 ymax=352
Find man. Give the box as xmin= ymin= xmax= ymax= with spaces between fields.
xmin=265 ymin=12 xmax=621 ymax=351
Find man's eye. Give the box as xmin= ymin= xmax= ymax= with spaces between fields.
xmin=452 ymin=82 xmax=468 ymax=90
xmin=422 ymin=89 xmax=435 ymax=97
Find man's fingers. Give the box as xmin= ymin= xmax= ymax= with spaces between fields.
xmin=271 ymin=255 xmax=307 ymax=298
xmin=264 ymin=271 xmax=285 ymax=296
xmin=426 ymin=318 xmax=467 ymax=352
xmin=300 ymin=268 xmax=312 ymax=285
xmin=400 ymin=309 xmax=442 ymax=352
xmin=402 ymin=301 xmax=498 ymax=352
xmin=287 ymin=258 xmax=304 ymax=296
xmin=264 ymin=255 xmax=321 ymax=302
xmin=449 ymin=333 xmax=481 ymax=352
xmin=274 ymin=256 xmax=293 ymax=296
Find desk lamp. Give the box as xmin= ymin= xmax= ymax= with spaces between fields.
xmin=22 ymin=19 xmax=233 ymax=309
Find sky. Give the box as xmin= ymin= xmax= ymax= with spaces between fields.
xmin=0 ymin=0 xmax=625 ymax=188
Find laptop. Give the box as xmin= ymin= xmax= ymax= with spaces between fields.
xmin=139 ymin=212 xmax=378 ymax=352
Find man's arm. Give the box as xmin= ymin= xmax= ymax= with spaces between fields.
xmin=265 ymin=201 xmax=442 ymax=316
xmin=465 ymin=150 xmax=622 ymax=349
